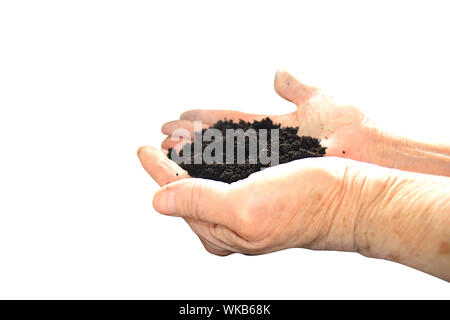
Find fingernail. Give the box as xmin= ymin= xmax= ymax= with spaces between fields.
xmin=153 ymin=190 xmax=176 ymax=215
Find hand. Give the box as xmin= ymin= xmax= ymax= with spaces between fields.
xmin=161 ymin=69 xmax=373 ymax=161
xmin=161 ymin=69 xmax=450 ymax=176
xmin=138 ymin=146 xmax=450 ymax=281
xmin=137 ymin=146 xmax=358 ymax=256
xmin=138 ymin=69 xmax=450 ymax=280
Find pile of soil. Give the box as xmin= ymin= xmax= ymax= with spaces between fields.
xmin=167 ymin=118 xmax=326 ymax=183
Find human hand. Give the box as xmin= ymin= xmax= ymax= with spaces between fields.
xmin=138 ymin=68 xmax=450 ymax=279
xmin=160 ymin=70 xmax=450 ymax=176
xmin=137 ymin=146 xmax=361 ymax=256
xmin=161 ymin=69 xmax=373 ymax=161
xmin=138 ymin=146 xmax=450 ymax=280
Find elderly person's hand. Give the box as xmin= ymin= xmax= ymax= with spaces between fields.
xmin=139 ymin=147 xmax=355 ymax=255
xmin=161 ymin=70 xmax=450 ymax=177
xmin=138 ymin=146 xmax=450 ymax=281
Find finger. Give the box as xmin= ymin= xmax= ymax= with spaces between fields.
xmin=187 ymin=218 xmax=269 ymax=255
xmin=186 ymin=217 xmax=238 ymax=251
xmin=152 ymin=178 xmax=235 ymax=227
xmin=274 ymin=69 xmax=318 ymax=106
xmin=161 ymin=136 xmax=191 ymax=151
xmin=137 ymin=146 xmax=189 ymax=186
xmin=161 ymin=119 xmax=210 ymax=136
xmin=199 ymin=238 xmax=232 ymax=256
xmin=180 ymin=109 xmax=282 ymax=124
xmin=185 ymin=218 xmax=234 ymax=255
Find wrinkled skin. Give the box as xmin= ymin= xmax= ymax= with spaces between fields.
xmin=138 ymin=147 xmax=359 ymax=256
xmin=144 ymin=70 xmax=377 ymax=255
xmin=137 ymin=70 xmax=450 ymax=281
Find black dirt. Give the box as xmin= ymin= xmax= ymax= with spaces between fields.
xmin=167 ymin=118 xmax=326 ymax=183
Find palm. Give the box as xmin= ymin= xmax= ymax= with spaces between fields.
xmin=280 ymin=96 xmax=371 ymax=161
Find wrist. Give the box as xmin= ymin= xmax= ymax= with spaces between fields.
xmin=350 ymin=166 xmax=450 ymax=280
xmin=349 ymin=164 xmax=408 ymax=258
xmin=318 ymin=159 xmax=397 ymax=253
xmin=361 ymin=124 xmax=450 ymax=176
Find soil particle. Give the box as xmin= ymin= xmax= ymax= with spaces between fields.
xmin=168 ymin=118 xmax=326 ymax=183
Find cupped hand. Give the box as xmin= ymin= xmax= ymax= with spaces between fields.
xmin=161 ymin=70 xmax=376 ymax=162
xmin=137 ymin=146 xmax=358 ymax=256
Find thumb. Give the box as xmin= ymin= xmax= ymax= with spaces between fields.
xmin=274 ymin=69 xmax=318 ymax=106
xmin=152 ymin=178 xmax=234 ymax=226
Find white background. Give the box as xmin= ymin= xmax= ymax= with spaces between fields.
xmin=0 ymin=1 xmax=449 ymax=299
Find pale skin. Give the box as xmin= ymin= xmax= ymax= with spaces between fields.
xmin=138 ymin=70 xmax=450 ymax=281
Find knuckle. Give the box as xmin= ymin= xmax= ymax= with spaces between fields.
xmin=217 ymin=212 xmax=270 ymax=252
xmin=205 ymin=247 xmax=222 ymax=256
xmin=234 ymin=208 xmax=265 ymax=242
xmin=201 ymin=241 xmax=228 ymax=256
xmin=243 ymin=239 xmax=269 ymax=252
xmin=228 ymin=189 xmax=266 ymax=242
xmin=245 ymin=227 xmax=266 ymax=243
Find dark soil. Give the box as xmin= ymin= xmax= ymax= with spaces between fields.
xmin=167 ymin=118 xmax=326 ymax=183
